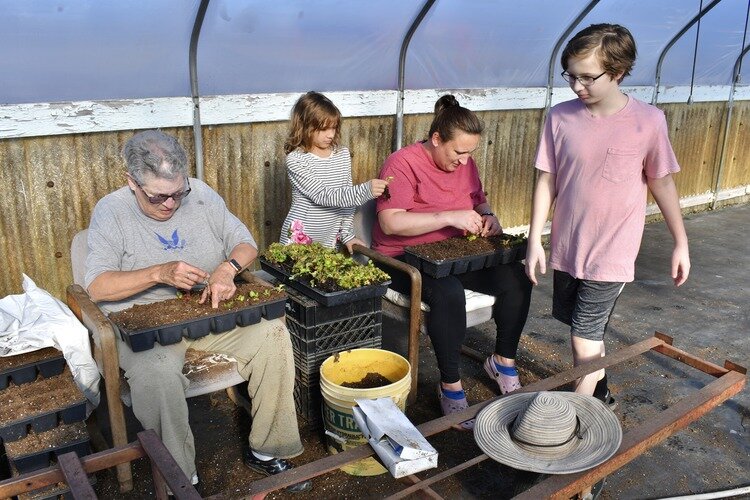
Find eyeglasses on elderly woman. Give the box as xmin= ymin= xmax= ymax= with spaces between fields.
xmin=132 ymin=177 xmax=191 ymax=204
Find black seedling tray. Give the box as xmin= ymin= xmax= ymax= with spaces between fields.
xmin=9 ymin=437 xmax=91 ymax=474
xmin=259 ymin=258 xmax=390 ymax=307
xmin=0 ymin=401 xmax=87 ymax=443
xmin=112 ymin=296 xmax=287 ymax=352
xmin=0 ymin=350 xmax=66 ymax=390
xmin=404 ymin=239 xmax=528 ymax=279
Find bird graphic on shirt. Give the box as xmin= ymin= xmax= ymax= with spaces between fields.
xmin=156 ymin=230 xmax=185 ymax=250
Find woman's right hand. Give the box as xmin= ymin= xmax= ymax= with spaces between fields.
xmin=524 ymin=241 xmax=547 ymax=285
xmin=370 ymin=179 xmax=389 ymax=197
xmin=448 ymin=210 xmax=484 ymax=234
xmin=158 ymin=261 xmax=210 ymax=290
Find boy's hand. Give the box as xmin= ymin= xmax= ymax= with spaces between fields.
xmin=370 ymin=179 xmax=389 ymax=197
xmin=671 ymin=245 xmax=690 ymax=286
xmin=525 ymin=241 xmax=547 ymax=285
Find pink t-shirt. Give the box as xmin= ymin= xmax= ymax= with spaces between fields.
xmin=372 ymin=142 xmax=487 ymax=257
xmin=535 ymin=96 xmax=680 ymax=282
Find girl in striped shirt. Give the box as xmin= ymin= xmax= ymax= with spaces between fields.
xmin=280 ymin=91 xmax=388 ymax=252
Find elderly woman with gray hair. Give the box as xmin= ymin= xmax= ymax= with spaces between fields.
xmin=85 ymin=130 xmax=311 ymax=492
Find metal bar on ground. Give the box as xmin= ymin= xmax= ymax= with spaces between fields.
xmin=386 ymin=454 xmax=489 ymax=500
xmin=57 ymin=451 xmax=97 ymax=500
xmin=137 ymin=430 xmax=202 ymax=500
xmin=514 ymin=369 xmax=746 ymax=499
xmin=399 ymin=474 xmax=444 ymax=500
xmin=652 ymin=342 xmax=730 ymax=377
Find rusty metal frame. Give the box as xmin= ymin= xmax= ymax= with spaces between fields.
xmin=227 ymin=332 xmax=746 ymax=500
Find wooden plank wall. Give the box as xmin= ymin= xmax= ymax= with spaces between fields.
xmin=0 ymin=102 xmax=747 ymax=299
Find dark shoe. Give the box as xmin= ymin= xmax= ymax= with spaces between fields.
xmin=243 ymin=448 xmax=312 ymax=493
xmin=596 ymin=389 xmax=617 ymax=411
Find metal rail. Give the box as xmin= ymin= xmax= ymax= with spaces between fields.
xmin=542 ymin=0 xmax=600 ymax=118
xmin=394 ymin=0 xmax=437 ymax=152
xmin=189 ymin=0 xmax=211 ymax=181
xmin=712 ymin=42 xmax=750 ymax=210
xmin=652 ymin=0 xmax=722 ymax=105
xmin=234 ymin=333 xmax=745 ymax=499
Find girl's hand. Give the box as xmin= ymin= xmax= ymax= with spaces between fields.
xmin=344 ymin=237 xmax=367 ymax=254
xmin=449 ymin=210 xmax=484 ymax=234
xmin=370 ymin=179 xmax=389 ymax=197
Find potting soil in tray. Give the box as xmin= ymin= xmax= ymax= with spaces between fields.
xmin=0 ymin=348 xmax=65 ymax=390
xmin=259 ymin=257 xmax=390 ymax=307
xmin=404 ymin=234 xmax=528 ymax=278
xmin=109 ymin=281 xmax=287 ymax=352
xmin=4 ymin=420 xmax=91 ymax=474
xmin=0 ymin=367 xmax=87 ymax=442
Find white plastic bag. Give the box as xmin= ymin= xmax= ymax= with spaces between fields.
xmin=0 ymin=274 xmax=100 ymax=406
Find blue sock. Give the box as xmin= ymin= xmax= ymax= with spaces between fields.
xmin=441 ymin=387 xmax=466 ymax=400
xmin=493 ymin=358 xmax=518 ymax=376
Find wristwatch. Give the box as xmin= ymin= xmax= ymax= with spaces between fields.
xmin=226 ymin=258 xmax=242 ymax=274
xmin=481 ymin=212 xmax=496 ymax=217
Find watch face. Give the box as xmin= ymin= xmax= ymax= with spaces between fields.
xmin=229 ymin=259 xmax=241 ymax=272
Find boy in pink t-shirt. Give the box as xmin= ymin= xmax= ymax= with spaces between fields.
xmin=526 ymin=24 xmax=690 ymax=405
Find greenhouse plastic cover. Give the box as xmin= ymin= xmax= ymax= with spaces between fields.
xmin=0 ymin=0 xmax=749 ymax=105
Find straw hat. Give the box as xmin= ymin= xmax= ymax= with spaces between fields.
xmin=474 ymin=391 xmax=622 ymax=474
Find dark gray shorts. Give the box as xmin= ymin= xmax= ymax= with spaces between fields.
xmin=552 ymin=270 xmax=625 ymax=341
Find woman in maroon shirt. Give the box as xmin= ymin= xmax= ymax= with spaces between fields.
xmin=373 ymin=95 xmax=532 ymax=430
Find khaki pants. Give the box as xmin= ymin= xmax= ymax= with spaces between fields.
xmin=117 ymin=317 xmax=303 ymax=477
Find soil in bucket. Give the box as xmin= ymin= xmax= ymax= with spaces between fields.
xmin=319 ymin=348 xmax=411 ymax=476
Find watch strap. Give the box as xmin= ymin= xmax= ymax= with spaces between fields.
xmin=227 ymin=258 xmax=242 ymax=274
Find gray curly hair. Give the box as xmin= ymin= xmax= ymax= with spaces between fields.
xmin=122 ymin=130 xmax=188 ymax=185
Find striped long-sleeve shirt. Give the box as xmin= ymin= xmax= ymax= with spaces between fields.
xmin=280 ymin=147 xmax=374 ymax=248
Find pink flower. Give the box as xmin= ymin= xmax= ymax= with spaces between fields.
xmin=291 ymin=232 xmax=312 ymax=244
xmin=288 ymin=219 xmax=312 ymax=245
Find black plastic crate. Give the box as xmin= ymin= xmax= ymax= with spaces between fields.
xmin=286 ymin=310 xmax=382 ymax=341
xmin=283 ymin=285 xmax=382 ymax=327
xmin=294 ymin=376 xmax=322 ymax=425
xmin=112 ymin=296 xmax=287 ymax=352
xmin=289 ymin=321 xmax=382 ymax=358
xmin=0 ymin=349 xmax=65 ymax=390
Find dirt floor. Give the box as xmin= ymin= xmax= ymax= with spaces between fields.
xmin=74 ymin=203 xmax=750 ymax=498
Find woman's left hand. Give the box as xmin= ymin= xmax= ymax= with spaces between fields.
xmin=200 ymin=263 xmax=237 ymax=309
xmin=480 ymin=214 xmax=503 ymax=237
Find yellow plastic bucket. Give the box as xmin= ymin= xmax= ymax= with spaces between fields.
xmin=319 ymin=348 xmax=411 ymax=476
